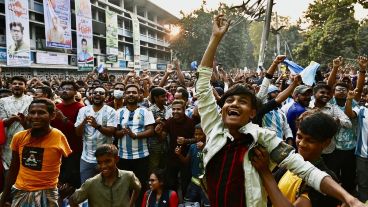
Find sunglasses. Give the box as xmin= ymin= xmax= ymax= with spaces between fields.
xmin=93 ymin=91 xmax=105 ymax=95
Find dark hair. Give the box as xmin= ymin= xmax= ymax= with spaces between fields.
xmin=150 ymin=169 xmax=167 ymax=189
xmin=81 ymin=38 xmax=87 ymax=44
xmin=41 ymin=81 xmax=51 ymax=87
xmin=113 ymin=82 xmax=125 ymax=87
xmin=176 ymin=87 xmax=189 ymax=101
xmin=60 ymin=81 xmax=79 ymax=91
xmin=297 ymin=110 xmax=338 ymax=142
xmin=334 ymin=82 xmax=349 ymax=90
xmin=9 ymin=22 xmax=24 ymax=33
xmin=29 ymin=98 xmax=55 ymax=113
xmin=313 ymin=83 xmax=332 ymax=95
xmin=36 ymin=86 xmax=53 ymax=99
xmin=172 ymin=99 xmax=186 ymax=110
xmin=150 ymin=87 xmax=166 ymax=104
xmin=218 ymin=83 xmax=257 ymax=109
xmin=95 ymin=144 xmax=118 ymax=158
xmin=125 ymin=84 xmax=140 ymax=92
xmin=11 ymin=76 xmax=27 ymax=84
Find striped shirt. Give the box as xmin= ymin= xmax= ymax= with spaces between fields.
xmin=262 ymin=109 xmax=293 ymax=140
xmin=353 ymin=106 xmax=368 ymax=158
xmin=116 ymin=107 xmax=155 ymax=159
xmin=75 ymin=105 xmax=116 ymax=163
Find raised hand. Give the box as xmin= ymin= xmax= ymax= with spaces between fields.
xmin=357 ymin=56 xmax=368 ymax=70
xmin=273 ymin=55 xmax=287 ymax=64
xmin=347 ymin=90 xmax=357 ymax=100
xmin=212 ymin=14 xmax=230 ymax=39
xmin=333 ymin=56 xmax=344 ymax=68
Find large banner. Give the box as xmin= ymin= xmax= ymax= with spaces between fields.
xmin=5 ymin=0 xmax=31 ymax=66
xmin=106 ymin=10 xmax=118 ymax=60
xmin=75 ymin=0 xmax=93 ymax=71
xmin=44 ymin=0 xmax=72 ymax=49
xmin=131 ymin=13 xmax=141 ymax=70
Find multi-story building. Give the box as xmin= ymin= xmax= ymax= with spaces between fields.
xmin=0 ymin=0 xmax=178 ymax=79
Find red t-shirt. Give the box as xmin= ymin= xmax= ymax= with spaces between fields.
xmin=51 ymin=102 xmax=84 ymax=153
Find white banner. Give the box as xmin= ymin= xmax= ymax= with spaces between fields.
xmin=6 ymin=0 xmax=31 ymax=66
xmin=106 ymin=10 xmax=118 ymax=56
xmin=44 ymin=0 xmax=72 ymax=48
xmin=131 ymin=13 xmax=141 ymax=70
xmin=75 ymin=0 xmax=94 ymax=71
xmin=36 ymin=52 xmax=68 ymax=65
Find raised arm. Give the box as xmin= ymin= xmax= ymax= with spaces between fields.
xmin=275 ymin=75 xmax=301 ymax=104
xmin=174 ymin=59 xmax=186 ymax=86
xmin=354 ymin=56 xmax=367 ymax=101
xmin=196 ymin=15 xmax=229 ymax=136
xmin=327 ymin=57 xmax=343 ymax=87
xmin=257 ymin=55 xmax=286 ymax=101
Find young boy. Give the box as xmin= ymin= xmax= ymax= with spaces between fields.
xmin=69 ymin=144 xmax=141 ymax=207
xmin=196 ymin=14 xmax=364 ymax=207
xmin=175 ymin=124 xmax=209 ymax=206
xmin=251 ymin=111 xmax=341 ymax=207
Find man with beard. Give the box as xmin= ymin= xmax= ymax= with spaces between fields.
xmin=0 ymin=98 xmax=71 ymax=206
xmin=155 ymin=99 xmax=195 ymax=198
xmin=75 ymin=87 xmax=116 ymax=184
xmin=286 ymin=85 xmax=313 ymax=147
xmin=51 ymin=81 xmax=84 ymax=192
xmin=115 ymin=84 xmax=155 ymax=206
xmin=0 ymin=76 xmax=33 ymax=171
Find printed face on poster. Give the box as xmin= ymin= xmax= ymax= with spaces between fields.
xmin=6 ymin=0 xmax=31 ymax=66
xmin=44 ymin=0 xmax=72 ymax=48
xmin=75 ymin=0 xmax=93 ymax=71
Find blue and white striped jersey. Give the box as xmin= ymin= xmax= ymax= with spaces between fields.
xmin=116 ymin=106 xmax=155 ymax=159
xmin=353 ymin=106 xmax=368 ymax=158
xmin=262 ymin=108 xmax=293 ymax=140
xmin=75 ymin=105 xmax=116 ymax=163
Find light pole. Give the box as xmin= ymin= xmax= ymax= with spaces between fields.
xmin=257 ymin=0 xmax=274 ymax=69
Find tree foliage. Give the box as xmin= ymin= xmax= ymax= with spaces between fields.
xmin=170 ymin=3 xmax=260 ymax=69
xmin=294 ymin=0 xmax=366 ymax=67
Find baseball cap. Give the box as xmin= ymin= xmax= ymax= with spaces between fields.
xmin=293 ymin=85 xmax=312 ymax=96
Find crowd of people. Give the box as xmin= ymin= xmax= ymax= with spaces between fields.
xmin=0 ymin=15 xmax=367 ymax=207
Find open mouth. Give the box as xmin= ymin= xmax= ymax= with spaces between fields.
xmin=227 ymin=110 xmax=240 ymax=117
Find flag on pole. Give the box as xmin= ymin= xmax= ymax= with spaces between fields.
xmin=300 ymin=61 xmax=320 ymax=86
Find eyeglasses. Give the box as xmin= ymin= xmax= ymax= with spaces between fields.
xmin=93 ymin=91 xmax=105 ymax=95
xmin=335 ymin=88 xmax=347 ymax=92
xmin=59 ymin=87 xmax=75 ymax=91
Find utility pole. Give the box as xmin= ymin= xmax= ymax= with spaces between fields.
xmin=275 ymin=12 xmax=281 ymax=56
xmin=257 ymin=0 xmax=274 ymax=69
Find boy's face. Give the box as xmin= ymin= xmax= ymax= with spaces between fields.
xmin=221 ymin=94 xmax=256 ymax=129
xmin=194 ymin=128 xmax=205 ymax=143
xmin=296 ymin=129 xmax=330 ymax=161
xmin=96 ymin=154 xmax=118 ymax=178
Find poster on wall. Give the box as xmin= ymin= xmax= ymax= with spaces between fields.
xmin=106 ymin=10 xmax=118 ymax=56
xmin=5 ymin=0 xmax=31 ymax=66
xmin=43 ymin=0 xmax=72 ymax=49
xmin=131 ymin=13 xmax=141 ymax=71
xmin=75 ymin=0 xmax=94 ymax=71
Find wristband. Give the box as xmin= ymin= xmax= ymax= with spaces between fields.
xmin=96 ymin=124 xmax=102 ymax=130
xmin=265 ymin=73 xmax=273 ymax=79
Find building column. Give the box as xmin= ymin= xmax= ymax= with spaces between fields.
xmin=120 ymin=0 xmax=124 ymax=9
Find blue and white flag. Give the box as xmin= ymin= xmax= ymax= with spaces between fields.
xmin=300 ymin=61 xmax=320 ymax=86
xmin=283 ymin=59 xmax=304 ymax=74
xmin=97 ymin=64 xmax=104 ymax=73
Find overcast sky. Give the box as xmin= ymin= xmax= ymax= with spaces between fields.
xmin=150 ymin=0 xmax=368 ymax=23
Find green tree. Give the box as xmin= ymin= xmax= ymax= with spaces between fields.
xmin=294 ymin=0 xmax=360 ymax=67
xmin=170 ymin=4 xmax=257 ymax=69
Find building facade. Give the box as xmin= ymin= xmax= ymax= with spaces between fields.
xmin=0 ymin=0 xmax=178 ymax=79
